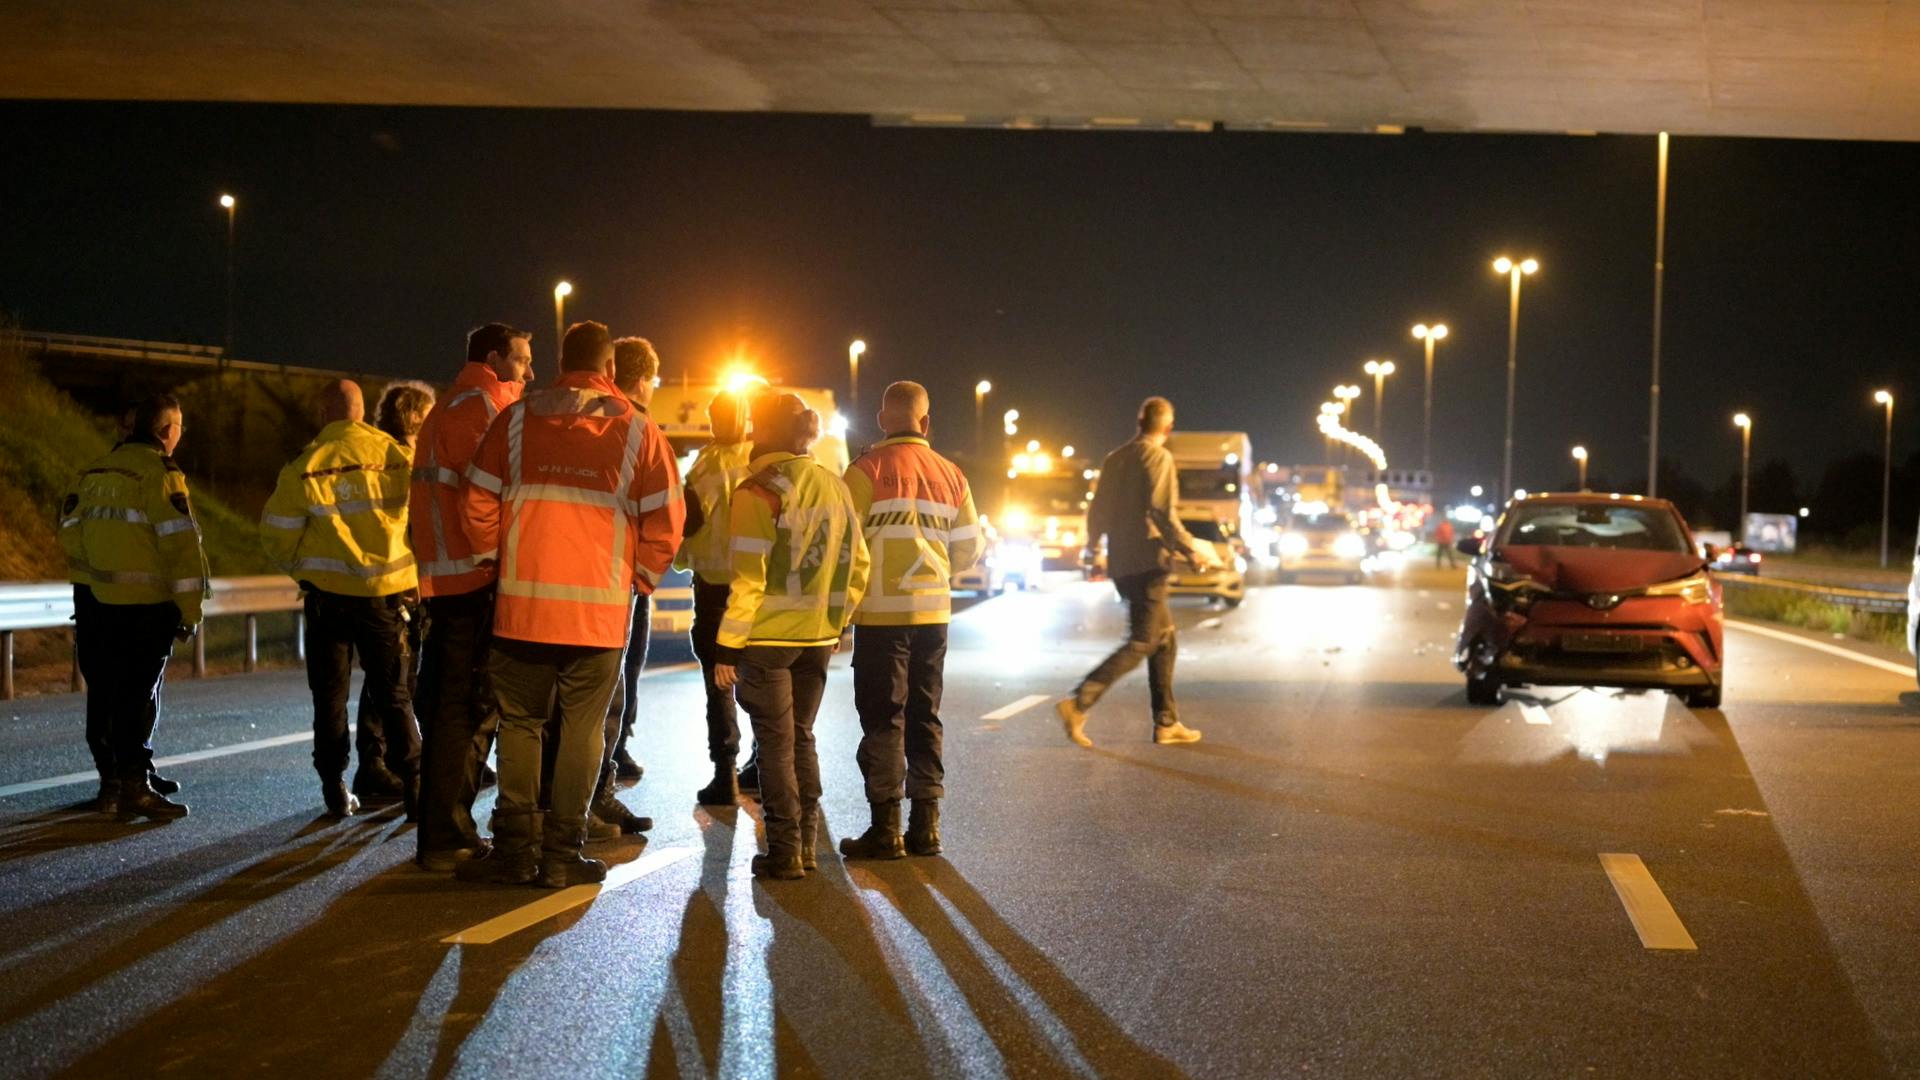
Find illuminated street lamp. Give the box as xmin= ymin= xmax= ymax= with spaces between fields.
xmin=1362 ymin=359 xmax=1396 ymax=442
xmin=1874 ymin=390 xmax=1894 ymax=568
xmin=1412 ymin=322 xmax=1448 ymax=475
xmin=552 ymin=280 xmax=573 ymax=367
xmin=848 ymin=339 xmax=866 ymax=412
xmin=1492 ymin=256 xmax=1539 ymax=501
xmin=1571 ymin=445 xmax=1589 ymax=491
xmin=974 ymin=379 xmax=992 ymax=455
xmin=1733 ymin=412 xmax=1752 ymax=543
xmin=1003 ymin=408 xmax=1020 ymax=437
xmin=218 ymin=193 xmax=237 ymax=365
xmin=1333 ymin=385 xmax=1361 ymax=466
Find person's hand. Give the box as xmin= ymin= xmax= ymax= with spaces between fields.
xmin=1185 ymin=548 xmax=1224 ymax=573
xmin=714 ymin=664 xmax=738 ymax=691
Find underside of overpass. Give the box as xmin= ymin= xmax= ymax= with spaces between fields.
xmin=4 ymin=2 xmax=1918 ymax=140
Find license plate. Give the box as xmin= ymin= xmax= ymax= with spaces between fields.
xmin=1562 ymin=632 xmax=1641 ymax=654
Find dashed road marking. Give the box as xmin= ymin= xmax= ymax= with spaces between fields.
xmin=441 ymin=843 xmax=700 ymax=945
xmin=1726 ymin=620 xmax=1913 ymax=678
xmin=982 ymin=694 xmax=1051 ymax=722
xmin=1599 ymin=852 xmax=1698 ymax=951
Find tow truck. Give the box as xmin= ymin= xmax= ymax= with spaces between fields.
xmin=992 ymin=442 xmax=1095 ymax=590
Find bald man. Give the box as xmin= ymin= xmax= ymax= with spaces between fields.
xmin=839 ymin=381 xmax=983 ymax=859
xmin=262 ymin=380 xmax=422 ymax=818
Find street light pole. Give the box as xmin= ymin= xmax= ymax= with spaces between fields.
xmin=974 ymin=380 xmax=992 ymax=457
xmin=1733 ymin=413 xmax=1752 ymax=544
xmin=849 ymin=339 xmax=866 ymax=414
xmin=553 ymin=280 xmax=572 ymax=368
xmin=218 ymin=194 xmax=236 ymax=365
xmin=1493 ymin=257 xmax=1539 ymax=500
xmin=1412 ymin=323 xmax=1448 ymax=477
xmin=1875 ymin=390 xmax=1895 ymax=568
xmin=1572 ymin=445 xmax=1589 ymax=491
xmin=1648 ymin=131 xmax=1670 ymax=497
xmin=1363 ymin=359 xmax=1395 ymax=444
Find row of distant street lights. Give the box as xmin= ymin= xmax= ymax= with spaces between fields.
xmin=1721 ymin=393 xmax=1899 ymax=564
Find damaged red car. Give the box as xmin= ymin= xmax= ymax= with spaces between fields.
xmin=1452 ymin=493 xmax=1724 ymax=709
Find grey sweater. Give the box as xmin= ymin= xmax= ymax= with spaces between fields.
xmin=1086 ymin=436 xmax=1196 ymax=579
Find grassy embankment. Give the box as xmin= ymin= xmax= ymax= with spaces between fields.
xmin=1719 ymin=580 xmax=1909 ymax=650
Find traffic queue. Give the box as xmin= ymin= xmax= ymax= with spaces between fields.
xmin=55 ymin=319 xmax=1015 ymax=887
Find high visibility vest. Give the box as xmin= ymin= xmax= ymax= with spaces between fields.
xmin=409 ymin=362 xmax=522 ymax=597
xmin=716 ymin=451 xmax=870 ymax=659
xmin=462 ymin=371 xmax=685 ymax=649
xmin=845 ymin=435 xmax=983 ymax=627
xmin=261 ymin=420 xmax=417 ymax=597
xmin=674 ymin=440 xmax=754 ymax=586
xmin=60 ymin=442 xmax=210 ymax=623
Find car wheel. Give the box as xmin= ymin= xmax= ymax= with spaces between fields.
xmin=1222 ymin=596 xmax=1243 ymax=609
xmin=1683 ymin=684 xmax=1722 ymax=710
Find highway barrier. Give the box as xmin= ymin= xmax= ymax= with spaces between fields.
xmin=1717 ymin=573 xmax=1910 ymax=649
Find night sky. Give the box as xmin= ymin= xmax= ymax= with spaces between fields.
xmin=4 ymin=101 xmax=1915 ymax=500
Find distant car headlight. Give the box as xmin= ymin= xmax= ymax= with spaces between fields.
xmin=1647 ymin=572 xmax=1713 ymax=605
xmin=1333 ymin=533 xmax=1367 ymax=559
xmin=1003 ymin=507 xmax=1031 ymax=532
xmin=1279 ymin=533 xmax=1309 ymax=558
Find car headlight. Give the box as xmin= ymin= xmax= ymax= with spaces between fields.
xmin=1333 ymin=533 xmax=1367 ymax=559
xmin=1646 ymin=572 xmax=1713 ymax=605
xmin=1003 ymin=507 xmax=1031 ymax=532
xmin=1279 ymin=533 xmax=1309 ymax=557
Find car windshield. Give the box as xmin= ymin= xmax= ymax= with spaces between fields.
xmin=1008 ymin=475 xmax=1090 ymax=515
xmin=1178 ymin=467 xmax=1242 ymax=501
xmin=1502 ymin=503 xmax=1690 ymax=553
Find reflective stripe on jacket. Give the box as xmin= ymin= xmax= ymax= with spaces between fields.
xmin=716 ymin=451 xmax=870 ymax=661
xmin=673 ymin=440 xmax=754 ymax=586
xmin=845 ymin=435 xmax=982 ymax=627
xmin=461 ymin=371 xmax=685 ymax=648
xmin=409 ymin=363 xmax=522 ymax=597
xmin=262 ymin=420 xmax=418 ymax=597
xmin=59 ymin=442 xmax=209 ymax=622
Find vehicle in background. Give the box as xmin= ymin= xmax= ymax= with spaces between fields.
xmin=998 ymin=458 xmax=1094 ymax=579
xmin=651 ymin=376 xmax=852 ymax=477
xmin=1167 ymin=519 xmax=1248 ymax=606
xmin=1710 ymin=543 xmax=1763 ymax=576
xmin=1453 ymin=492 xmax=1723 ymax=709
xmin=1277 ymin=514 xmax=1368 ymax=584
xmin=1907 ymin=513 xmax=1918 ymax=687
xmin=1166 ymin=431 xmax=1256 ymax=575
xmin=950 ymin=521 xmax=1009 ymax=595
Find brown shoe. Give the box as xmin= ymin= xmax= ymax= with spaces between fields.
xmin=1056 ymin=699 xmax=1092 ymax=748
xmin=1153 ymin=721 xmax=1202 ymax=745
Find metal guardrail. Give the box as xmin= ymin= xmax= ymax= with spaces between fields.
xmin=0 ymin=576 xmax=304 ymax=699
xmin=1717 ymin=573 xmax=1909 ymax=614
xmin=15 ymin=330 xmax=364 ymax=382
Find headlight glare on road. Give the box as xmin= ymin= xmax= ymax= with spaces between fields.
xmin=1334 ymin=533 xmax=1367 ymax=559
xmin=1279 ymin=533 xmax=1309 ymax=558
xmin=1646 ymin=573 xmax=1713 ymax=605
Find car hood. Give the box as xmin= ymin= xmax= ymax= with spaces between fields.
xmin=1497 ymin=545 xmax=1704 ymax=592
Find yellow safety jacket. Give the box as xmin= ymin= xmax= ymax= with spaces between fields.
xmin=261 ymin=420 xmax=417 ymax=597
xmin=59 ymin=442 xmax=209 ymax=623
xmin=844 ymin=434 xmax=984 ymax=627
xmin=673 ymin=439 xmax=755 ymax=586
xmin=716 ymin=451 xmax=870 ymax=662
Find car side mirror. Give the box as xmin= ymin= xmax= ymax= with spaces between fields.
xmin=1699 ymin=543 xmax=1718 ymax=562
xmin=1455 ymin=536 xmax=1482 ymax=557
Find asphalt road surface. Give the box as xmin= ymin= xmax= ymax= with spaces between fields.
xmin=2 ymin=568 xmax=1917 ymax=1079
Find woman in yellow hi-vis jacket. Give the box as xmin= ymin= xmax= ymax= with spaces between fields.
xmin=713 ymin=392 xmax=870 ymax=880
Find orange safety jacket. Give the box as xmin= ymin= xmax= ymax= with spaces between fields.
xmin=845 ymin=434 xmax=983 ymax=626
xmin=410 ymin=362 xmax=523 ymax=597
xmin=461 ymin=370 xmax=685 ymax=649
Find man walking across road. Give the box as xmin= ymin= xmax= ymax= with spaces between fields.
xmin=713 ymin=392 xmax=869 ymax=880
xmin=839 ymin=381 xmax=983 ymax=860
xmin=676 ymin=386 xmax=756 ymax=806
xmin=1056 ymin=396 xmax=1218 ymax=748
xmin=455 ymin=321 xmax=684 ymax=888
xmin=262 ymin=380 xmax=420 ymax=818
xmin=408 ymin=323 xmax=530 ymax=870
xmin=61 ymin=393 xmax=206 ymax=821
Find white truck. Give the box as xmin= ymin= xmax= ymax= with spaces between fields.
xmin=1163 ymin=431 xmax=1255 ymax=606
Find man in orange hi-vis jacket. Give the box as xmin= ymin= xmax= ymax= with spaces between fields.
xmin=409 ymin=322 xmax=532 ymax=872
xmin=454 ymin=321 xmax=685 ymax=889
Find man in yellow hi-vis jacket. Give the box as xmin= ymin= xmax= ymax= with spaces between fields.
xmin=262 ymin=380 xmax=420 ymax=819
xmin=713 ymin=392 xmax=869 ymax=880
xmin=60 ymin=393 xmax=206 ymax=821
xmin=673 ymin=387 xmax=756 ymax=806
xmin=839 ymin=381 xmax=983 ymax=860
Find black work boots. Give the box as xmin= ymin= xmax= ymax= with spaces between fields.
xmin=696 ymin=762 xmax=739 ymax=807
xmin=352 ymin=759 xmax=406 ymax=802
xmin=906 ymin=800 xmax=942 ymax=856
xmin=321 ymin=777 xmax=361 ymax=819
xmin=538 ymin=817 xmax=607 ymax=889
xmin=456 ymin=810 xmax=539 ymax=885
xmin=839 ymin=801 xmax=906 ymax=861
xmin=115 ymin=777 xmax=189 ymax=821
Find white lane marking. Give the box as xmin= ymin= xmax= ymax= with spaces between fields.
xmin=1727 ymin=619 xmax=1914 ymax=678
xmin=0 ymin=662 xmax=703 ymax=801
xmin=982 ymin=694 xmax=1051 ymax=722
xmin=1599 ymin=853 xmax=1698 ymax=951
xmin=441 ymin=843 xmax=699 ymax=945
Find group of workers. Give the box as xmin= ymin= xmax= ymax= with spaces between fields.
xmin=62 ymin=317 xmax=1099 ymax=885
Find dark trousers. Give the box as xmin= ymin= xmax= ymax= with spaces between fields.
xmin=74 ymin=585 xmax=178 ymax=781
xmin=1074 ymin=570 xmax=1178 ymax=728
xmin=491 ymin=636 xmax=619 ymax=844
xmin=1435 ymin=540 xmax=1457 ymax=568
xmin=690 ymin=579 xmax=741 ymax=766
xmin=356 ymin=596 xmax=423 ymax=767
xmin=415 ymin=588 xmax=499 ymax=852
xmin=736 ymin=645 xmax=832 ymax=857
xmin=852 ymin=623 xmax=947 ymax=804
xmin=588 ymin=592 xmax=651 ymax=804
xmin=303 ymin=589 xmax=418 ymax=779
